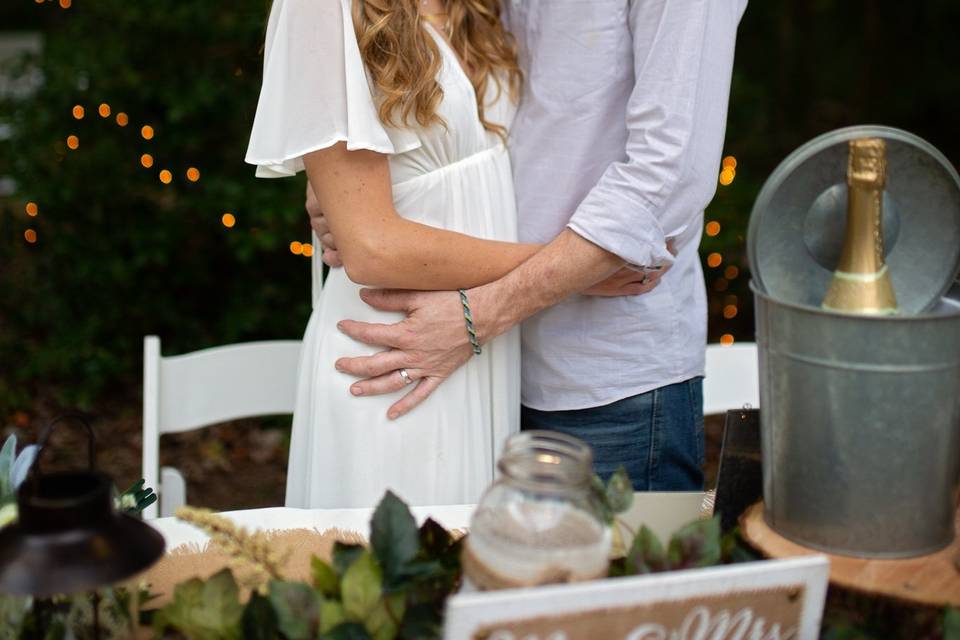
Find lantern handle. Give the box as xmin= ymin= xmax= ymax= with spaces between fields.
xmin=31 ymin=413 xmax=97 ymax=481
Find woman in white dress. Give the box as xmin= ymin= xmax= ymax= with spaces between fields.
xmin=245 ymin=0 xmax=534 ymax=508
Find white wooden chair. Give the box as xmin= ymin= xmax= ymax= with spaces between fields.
xmin=703 ymin=342 xmax=760 ymax=415
xmin=142 ymin=336 xmax=302 ymax=519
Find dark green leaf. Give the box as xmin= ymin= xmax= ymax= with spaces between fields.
xmin=312 ymin=555 xmax=340 ymax=597
xmin=666 ymin=516 xmax=722 ymax=570
xmin=268 ymin=580 xmax=321 ymax=640
xmin=370 ymin=491 xmax=420 ymax=582
xmin=418 ymin=518 xmax=453 ymax=558
xmin=399 ymin=603 xmax=443 ymax=640
xmin=605 ymin=466 xmax=634 ymax=514
xmin=341 ymin=551 xmax=383 ymax=622
xmin=627 ymin=526 xmax=669 ymax=575
xmin=322 ymin=622 xmax=374 ymax=640
xmin=241 ymin=592 xmax=278 ymax=640
xmin=333 ymin=542 xmax=367 ymax=577
xmin=945 ymin=608 xmax=960 ymax=640
xmin=590 ymin=474 xmax=614 ymax=524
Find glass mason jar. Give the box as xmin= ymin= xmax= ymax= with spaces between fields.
xmin=462 ymin=430 xmax=611 ymax=591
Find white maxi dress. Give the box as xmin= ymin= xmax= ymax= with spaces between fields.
xmin=245 ymin=0 xmax=520 ymax=508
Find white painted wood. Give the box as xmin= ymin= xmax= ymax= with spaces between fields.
xmin=141 ymin=336 xmax=301 ymax=519
xmin=142 ymin=336 xmax=162 ymax=519
xmin=159 ymin=466 xmax=187 ymax=518
xmin=444 ymin=556 xmax=830 ymax=640
xmin=703 ymin=342 xmax=760 ymax=415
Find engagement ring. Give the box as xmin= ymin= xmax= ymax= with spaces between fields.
xmin=398 ymin=369 xmax=413 ymax=385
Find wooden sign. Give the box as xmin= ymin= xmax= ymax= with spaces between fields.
xmin=444 ymin=556 xmax=829 ymax=640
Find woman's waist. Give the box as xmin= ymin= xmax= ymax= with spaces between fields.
xmin=389 ymin=143 xmax=509 ymax=189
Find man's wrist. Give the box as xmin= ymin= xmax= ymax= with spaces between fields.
xmin=465 ymin=281 xmax=517 ymax=346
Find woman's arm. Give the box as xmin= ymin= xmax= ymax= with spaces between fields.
xmin=303 ymin=142 xmax=545 ymax=290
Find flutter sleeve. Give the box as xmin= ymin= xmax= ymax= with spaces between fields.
xmin=245 ymin=0 xmax=420 ymax=178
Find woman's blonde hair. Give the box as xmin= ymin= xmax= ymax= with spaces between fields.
xmin=352 ymin=0 xmax=522 ymax=139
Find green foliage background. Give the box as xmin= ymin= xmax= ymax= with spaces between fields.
xmin=1 ymin=0 xmax=958 ymax=413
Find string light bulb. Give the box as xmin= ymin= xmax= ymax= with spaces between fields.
xmin=723 ymin=305 xmax=738 ymax=319
xmin=221 ymin=213 xmax=236 ymax=228
xmin=116 ymin=112 xmax=129 ymax=127
xmin=706 ymin=252 xmax=722 ymax=268
xmin=722 ymin=155 xmax=737 ymax=170
xmin=186 ymin=167 xmax=200 ymax=182
xmin=72 ymin=105 xmax=84 ymax=119
xmin=59 ymin=0 xmax=71 ymax=8
xmin=140 ymin=154 xmax=154 ymax=168
xmin=25 ymin=202 xmax=39 ymax=217
xmin=66 ymin=135 xmax=79 ymax=150
xmin=24 ymin=229 xmax=38 ymax=244
xmin=724 ymin=265 xmax=739 ymax=280
xmin=98 ymin=103 xmax=111 ymax=118
xmin=301 ymin=243 xmax=314 ymax=257
xmin=289 ymin=241 xmax=303 ymax=255
xmin=720 ymin=334 xmax=735 ymax=346
xmin=705 ymin=221 xmax=721 ymax=237
xmin=141 ymin=125 xmax=155 ymax=140
xmin=159 ymin=169 xmax=172 ymax=184
xmin=719 ymin=168 xmax=735 ymax=186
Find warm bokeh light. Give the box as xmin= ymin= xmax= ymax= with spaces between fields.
xmin=159 ymin=170 xmax=173 ymax=184
xmin=722 ymin=155 xmax=737 ymax=170
xmin=723 ymin=304 xmax=738 ymax=319
xmin=706 ymin=252 xmax=722 ymax=268
xmin=141 ymin=125 xmax=155 ymax=140
xmin=59 ymin=0 xmax=71 ymax=8
xmin=714 ymin=278 xmax=729 ymax=292
xmin=302 ymin=243 xmax=314 ymax=257
xmin=221 ymin=213 xmax=236 ymax=228
xmin=25 ymin=202 xmax=39 ymax=217
xmin=116 ymin=112 xmax=129 ymax=127
xmin=140 ymin=153 xmax=154 ymax=168
xmin=720 ymin=334 xmax=735 ymax=346
xmin=24 ymin=229 xmax=38 ymax=244
xmin=724 ymin=265 xmax=740 ymax=280
xmin=98 ymin=103 xmax=111 ymax=118
xmin=719 ymin=168 xmax=735 ymax=186
xmin=66 ymin=135 xmax=79 ymax=150
xmin=705 ymin=221 xmax=721 ymax=237
xmin=72 ymin=105 xmax=84 ymax=119
xmin=289 ymin=241 xmax=303 ymax=255
xmin=186 ymin=167 xmax=200 ymax=182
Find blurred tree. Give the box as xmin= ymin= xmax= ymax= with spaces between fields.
xmin=0 ymin=0 xmax=312 ymax=411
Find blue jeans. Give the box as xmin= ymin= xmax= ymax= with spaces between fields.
xmin=521 ymin=378 xmax=705 ymax=491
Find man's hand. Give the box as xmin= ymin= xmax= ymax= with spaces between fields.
xmin=305 ymin=182 xmax=342 ymax=267
xmin=335 ymin=288 xmax=474 ymax=420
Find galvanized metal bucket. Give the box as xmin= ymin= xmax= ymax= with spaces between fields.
xmin=754 ymin=282 xmax=960 ymax=557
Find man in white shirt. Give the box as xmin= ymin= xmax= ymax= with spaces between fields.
xmin=313 ymin=0 xmax=746 ymax=490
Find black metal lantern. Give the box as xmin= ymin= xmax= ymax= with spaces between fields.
xmin=0 ymin=414 xmax=165 ymax=597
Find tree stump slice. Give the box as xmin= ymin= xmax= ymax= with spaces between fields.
xmin=740 ymin=501 xmax=960 ymax=607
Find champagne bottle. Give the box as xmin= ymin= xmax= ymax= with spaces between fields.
xmin=822 ymin=138 xmax=898 ymax=314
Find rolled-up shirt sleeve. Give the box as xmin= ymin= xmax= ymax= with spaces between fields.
xmin=566 ymin=0 xmax=746 ymax=268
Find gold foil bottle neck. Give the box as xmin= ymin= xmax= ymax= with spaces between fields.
xmin=847 ymin=138 xmax=887 ymax=189
xmin=822 ymin=137 xmax=898 ymax=315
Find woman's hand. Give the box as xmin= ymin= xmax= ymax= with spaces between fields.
xmin=306 ymin=182 xmax=342 ymax=267
xmin=583 ymin=265 xmax=664 ymax=296
xmin=582 ymin=240 xmax=676 ymax=297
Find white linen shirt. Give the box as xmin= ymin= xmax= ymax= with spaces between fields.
xmin=503 ymin=0 xmax=747 ymax=410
